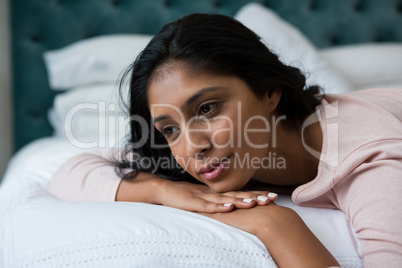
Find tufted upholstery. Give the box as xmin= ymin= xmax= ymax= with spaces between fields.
xmin=11 ymin=0 xmax=402 ymax=151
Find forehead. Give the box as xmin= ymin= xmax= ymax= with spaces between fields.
xmin=148 ymin=66 xmax=229 ymax=116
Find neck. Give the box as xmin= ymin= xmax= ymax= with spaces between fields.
xmin=253 ymin=114 xmax=323 ymax=187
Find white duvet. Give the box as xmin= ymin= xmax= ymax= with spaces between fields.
xmin=0 ymin=138 xmax=363 ymax=267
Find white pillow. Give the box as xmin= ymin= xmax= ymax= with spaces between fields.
xmin=318 ymin=43 xmax=402 ymax=89
xmin=48 ymin=83 xmax=129 ymax=148
xmin=234 ymin=3 xmax=355 ymax=94
xmin=43 ymin=34 xmax=153 ymax=90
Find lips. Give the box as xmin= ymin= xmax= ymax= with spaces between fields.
xmin=199 ymin=161 xmax=220 ymax=173
xmin=198 ymin=156 xmax=231 ymax=180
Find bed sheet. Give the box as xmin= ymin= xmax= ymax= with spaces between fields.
xmin=0 ymin=138 xmax=363 ymax=267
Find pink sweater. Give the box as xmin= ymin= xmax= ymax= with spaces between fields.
xmin=49 ymin=88 xmax=402 ymax=267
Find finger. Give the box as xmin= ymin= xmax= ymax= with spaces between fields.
xmin=198 ymin=193 xmax=258 ymax=209
xmin=224 ymin=190 xmax=278 ymax=199
xmin=189 ymin=198 xmax=235 ymax=213
xmin=267 ymin=192 xmax=279 ymax=201
xmin=223 ymin=191 xmax=279 ymax=204
xmin=233 ymin=197 xmax=258 ymax=209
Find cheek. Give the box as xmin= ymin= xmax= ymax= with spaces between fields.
xmin=169 ymin=145 xmax=184 ymax=167
xmin=169 ymin=143 xmax=195 ymax=175
xmin=210 ymin=118 xmax=234 ymax=147
xmin=243 ymin=126 xmax=271 ymax=148
xmin=241 ymin=112 xmax=271 ymax=149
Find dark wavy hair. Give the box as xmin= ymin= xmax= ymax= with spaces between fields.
xmin=116 ymin=13 xmax=323 ymax=181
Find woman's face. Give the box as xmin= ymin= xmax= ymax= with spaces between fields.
xmin=148 ymin=66 xmax=277 ymax=192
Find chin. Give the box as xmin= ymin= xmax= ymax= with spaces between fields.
xmin=208 ymin=182 xmax=242 ymax=193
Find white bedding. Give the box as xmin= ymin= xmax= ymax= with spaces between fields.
xmin=0 ymin=138 xmax=363 ymax=267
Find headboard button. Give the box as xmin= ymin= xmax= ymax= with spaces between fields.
xmin=309 ymin=0 xmax=317 ymax=11
xmin=30 ymin=35 xmax=39 ymax=43
xmin=374 ymin=35 xmax=382 ymax=42
xmin=84 ymin=33 xmax=95 ymax=39
xmin=330 ymin=35 xmax=339 ymax=45
xmin=354 ymin=2 xmax=364 ymax=12
xmin=27 ymin=110 xmax=41 ymax=119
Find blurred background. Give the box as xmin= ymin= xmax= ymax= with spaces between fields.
xmin=0 ymin=0 xmax=11 ymax=182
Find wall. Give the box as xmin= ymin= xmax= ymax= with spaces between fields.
xmin=0 ymin=0 xmax=12 ymax=182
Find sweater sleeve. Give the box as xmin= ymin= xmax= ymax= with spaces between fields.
xmin=49 ymin=149 xmax=128 ymax=202
xmin=334 ymin=157 xmax=402 ymax=267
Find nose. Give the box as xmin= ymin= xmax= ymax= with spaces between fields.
xmin=184 ymin=125 xmax=212 ymax=158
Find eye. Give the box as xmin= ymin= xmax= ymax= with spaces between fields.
xmin=198 ymin=102 xmax=219 ymax=116
xmin=161 ymin=125 xmax=179 ymax=138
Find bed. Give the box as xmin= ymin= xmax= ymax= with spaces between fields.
xmin=2 ymin=0 xmax=402 ymax=267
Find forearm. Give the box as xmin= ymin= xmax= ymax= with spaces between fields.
xmin=115 ymin=172 xmax=169 ymax=204
xmin=255 ymin=206 xmax=339 ymax=268
xmin=49 ymin=151 xmax=122 ymax=202
xmin=49 ymin=150 xmax=170 ymax=203
xmin=200 ymin=205 xmax=339 ymax=267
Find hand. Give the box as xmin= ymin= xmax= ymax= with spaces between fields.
xmin=158 ymin=180 xmax=278 ymax=213
xmin=116 ymin=173 xmax=278 ymax=213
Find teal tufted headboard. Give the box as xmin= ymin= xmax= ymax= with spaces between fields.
xmin=11 ymin=0 xmax=402 ymax=151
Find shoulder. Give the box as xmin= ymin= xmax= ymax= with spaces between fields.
xmin=292 ymin=89 xmax=402 ymax=205
xmin=318 ymin=88 xmax=402 ymax=146
xmin=322 ymin=88 xmax=402 ymax=123
xmin=318 ymin=88 xmax=402 ymax=166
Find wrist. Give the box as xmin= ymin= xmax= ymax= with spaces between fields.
xmin=116 ymin=172 xmax=168 ymax=204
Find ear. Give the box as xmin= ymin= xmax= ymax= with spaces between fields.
xmin=267 ymin=87 xmax=282 ymax=113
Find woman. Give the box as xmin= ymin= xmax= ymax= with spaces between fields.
xmin=49 ymin=14 xmax=402 ymax=267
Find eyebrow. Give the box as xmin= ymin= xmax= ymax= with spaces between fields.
xmin=153 ymin=86 xmax=224 ymax=124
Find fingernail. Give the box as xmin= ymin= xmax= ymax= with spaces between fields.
xmin=242 ymin=198 xmax=253 ymax=203
xmin=268 ymin=193 xmax=278 ymax=198
xmin=257 ymin=195 xmax=269 ymax=202
xmin=223 ymin=203 xmax=233 ymax=207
